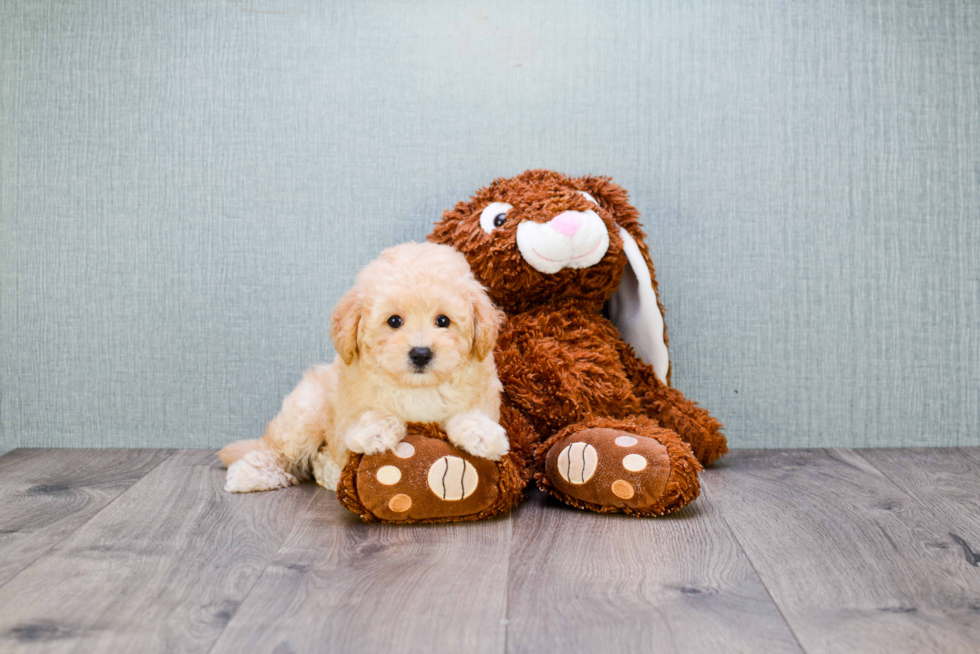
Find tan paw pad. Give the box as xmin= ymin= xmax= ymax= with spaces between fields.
xmin=557 ymin=442 xmax=598 ymax=484
xmin=611 ymin=479 xmax=635 ymax=499
xmin=427 ymin=455 xmax=478 ymax=501
xmin=388 ymin=494 xmax=412 ymax=512
xmin=394 ymin=442 xmax=415 ymax=459
xmin=376 ymin=465 xmax=401 ymax=485
xmin=622 ymin=453 xmax=647 ymax=472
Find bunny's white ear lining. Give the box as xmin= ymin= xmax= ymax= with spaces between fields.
xmin=605 ymin=226 xmax=670 ymax=383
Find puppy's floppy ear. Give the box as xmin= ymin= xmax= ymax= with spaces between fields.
xmin=330 ymin=286 xmax=363 ymax=365
xmin=469 ymin=282 xmax=503 ymax=361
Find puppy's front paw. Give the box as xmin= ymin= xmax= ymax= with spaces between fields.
xmin=344 ymin=412 xmax=406 ymax=455
xmin=312 ymin=449 xmax=343 ymax=491
xmin=224 ymin=449 xmax=298 ymax=493
xmin=445 ymin=412 xmax=510 ymax=461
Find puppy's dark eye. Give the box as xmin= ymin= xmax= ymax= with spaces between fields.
xmin=493 ymin=214 xmax=506 ymax=227
xmin=435 ymin=315 xmax=450 ymax=328
xmin=387 ymin=315 xmax=403 ymax=329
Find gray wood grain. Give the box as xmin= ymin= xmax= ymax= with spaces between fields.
xmin=210 ymin=487 xmax=512 ymax=654
xmin=857 ymin=447 xmax=980 ymax=569
xmin=4 ymin=448 xmax=980 ymax=653
xmin=703 ymin=449 xmax=980 ymax=654
xmin=0 ymin=450 xmax=316 ymax=653
xmin=0 ymin=448 xmax=173 ymax=588
xmin=505 ymin=490 xmax=803 ymax=653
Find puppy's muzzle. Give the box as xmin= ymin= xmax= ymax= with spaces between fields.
xmin=408 ymin=347 xmax=433 ymax=371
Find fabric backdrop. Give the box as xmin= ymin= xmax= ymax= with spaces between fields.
xmin=2 ymin=0 xmax=978 ymax=453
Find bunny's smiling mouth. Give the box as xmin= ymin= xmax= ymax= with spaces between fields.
xmin=516 ymin=209 xmax=610 ymax=275
xmin=531 ymin=240 xmax=604 ymax=264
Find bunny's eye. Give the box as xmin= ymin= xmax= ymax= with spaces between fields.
xmin=387 ymin=315 xmax=403 ymax=328
xmin=479 ymin=202 xmax=513 ymax=234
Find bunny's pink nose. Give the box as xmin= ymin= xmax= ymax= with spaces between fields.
xmin=549 ymin=211 xmax=583 ymax=237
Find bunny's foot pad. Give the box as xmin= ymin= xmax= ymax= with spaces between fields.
xmin=338 ymin=431 xmax=527 ymax=523
xmin=535 ymin=416 xmax=702 ymax=517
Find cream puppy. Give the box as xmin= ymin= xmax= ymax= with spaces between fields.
xmin=218 ymin=242 xmax=508 ymax=493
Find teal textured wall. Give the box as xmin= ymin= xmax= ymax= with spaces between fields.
xmin=2 ymin=1 xmax=979 ymax=452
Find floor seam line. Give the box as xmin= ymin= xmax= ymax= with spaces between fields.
xmin=846 ymin=448 xmax=942 ymax=508
xmin=702 ymin=466 xmax=810 ymax=654
xmin=0 ymin=448 xmax=179 ymax=595
xmin=848 ymin=447 xmax=965 ymax=531
xmin=502 ymin=508 xmax=513 ymax=654
xmin=204 ymin=484 xmax=323 ymax=654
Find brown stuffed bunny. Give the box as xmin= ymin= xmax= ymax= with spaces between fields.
xmin=338 ymin=170 xmax=726 ymax=522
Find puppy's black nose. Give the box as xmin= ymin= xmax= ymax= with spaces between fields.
xmin=409 ymin=347 xmax=433 ymax=369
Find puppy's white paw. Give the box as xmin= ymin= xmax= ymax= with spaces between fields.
xmin=445 ymin=412 xmax=510 ymax=461
xmin=312 ymin=450 xmax=343 ymax=491
xmin=224 ymin=449 xmax=298 ymax=493
xmin=343 ymin=412 xmax=406 ymax=455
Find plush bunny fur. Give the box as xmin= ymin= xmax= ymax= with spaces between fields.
xmin=338 ymin=170 xmax=726 ymax=520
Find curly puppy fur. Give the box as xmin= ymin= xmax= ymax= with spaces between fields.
xmin=423 ymin=169 xmax=727 ymax=516
xmin=218 ymin=241 xmax=508 ymax=494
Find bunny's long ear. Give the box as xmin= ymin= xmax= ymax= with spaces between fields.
xmin=607 ymin=226 xmax=670 ymax=383
xmin=578 ymin=176 xmax=671 ymax=385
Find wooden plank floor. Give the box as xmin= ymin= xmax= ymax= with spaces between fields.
xmin=0 ymin=448 xmax=978 ymax=653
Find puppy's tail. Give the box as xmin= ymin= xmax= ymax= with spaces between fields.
xmin=217 ymin=438 xmax=264 ymax=467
